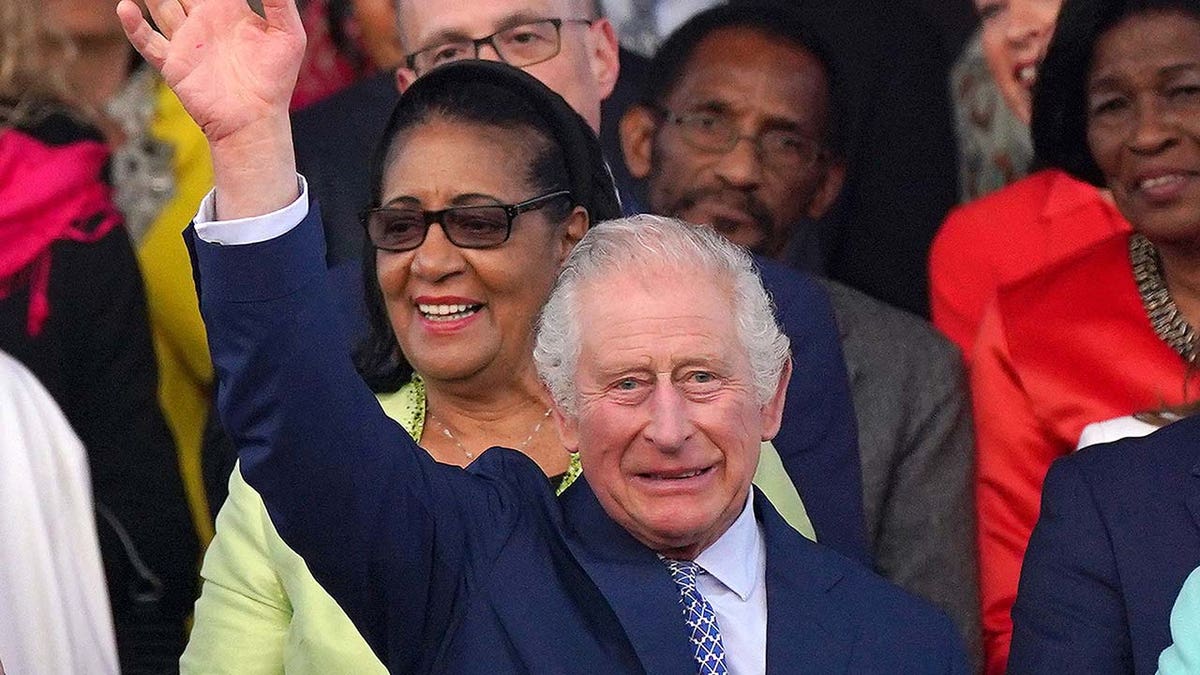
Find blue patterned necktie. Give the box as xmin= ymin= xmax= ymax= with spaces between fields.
xmin=662 ymin=558 xmax=729 ymax=675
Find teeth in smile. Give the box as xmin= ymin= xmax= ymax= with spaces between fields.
xmin=655 ymin=470 xmax=703 ymax=480
xmin=418 ymin=303 xmax=479 ymax=321
xmin=1018 ymin=64 xmax=1037 ymax=86
xmin=1140 ymin=174 xmax=1185 ymax=190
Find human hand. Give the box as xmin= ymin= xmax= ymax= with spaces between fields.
xmin=118 ymin=0 xmax=305 ymax=218
xmin=118 ymin=0 xmax=304 ymax=146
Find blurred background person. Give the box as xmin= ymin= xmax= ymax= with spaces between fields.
xmin=951 ymin=28 xmax=1035 ymax=202
xmin=0 ymin=0 xmax=198 ymax=669
xmin=931 ymin=0 xmax=1132 ymax=359
xmin=291 ymin=0 xmax=403 ymax=108
xmin=970 ymin=0 xmax=1200 ymax=668
xmin=48 ymin=0 xmax=219 ymax=544
xmin=0 ymin=348 xmax=118 ymax=674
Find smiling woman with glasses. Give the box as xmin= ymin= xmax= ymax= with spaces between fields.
xmin=182 ymin=62 xmax=621 ymax=674
xmin=363 ymin=189 xmax=572 ymax=251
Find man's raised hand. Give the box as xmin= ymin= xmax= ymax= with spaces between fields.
xmin=118 ymin=0 xmax=305 ymax=146
xmin=118 ymin=0 xmax=305 ymax=219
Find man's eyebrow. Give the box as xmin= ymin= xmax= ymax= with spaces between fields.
xmin=680 ymin=99 xmax=810 ymax=134
xmin=418 ymin=11 xmax=553 ymax=49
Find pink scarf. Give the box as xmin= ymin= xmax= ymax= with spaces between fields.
xmin=0 ymin=128 xmax=123 ymax=336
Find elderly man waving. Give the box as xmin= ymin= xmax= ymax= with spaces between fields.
xmin=119 ymin=0 xmax=964 ymax=671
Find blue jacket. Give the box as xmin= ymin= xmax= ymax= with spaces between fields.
xmin=190 ymin=207 xmax=961 ymax=672
xmin=1009 ymin=415 xmax=1200 ymax=674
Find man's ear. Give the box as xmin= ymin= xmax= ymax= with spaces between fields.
xmin=395 ymin=67 xmax=417 ymax=94
xmin=588 ymin=19 xmax=621 ymax=100
xmin=620 ymin=105 xmax=657 ymax=180
xmin=760 ymin=358 xmax=792 ymax=441
xmin=805 ymin=158 xmax=846 ymax=220
xmin=557 ymin=206 xmax=589 ymax=264
xmin=551 ymin=399 xmax=580 ymax=453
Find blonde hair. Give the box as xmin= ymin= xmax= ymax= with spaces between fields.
xmin=0 ymin=0 xmax=76 ymax=125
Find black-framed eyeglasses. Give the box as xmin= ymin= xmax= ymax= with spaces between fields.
xmin=405 ymin=18 xmax=594 ymax=74
xmin=362 ymin=190 xmax=572 ymax=252
xmin=653 ymin=107 xmax=826 ymax=173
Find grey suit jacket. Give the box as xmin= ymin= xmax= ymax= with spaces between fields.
xmin=822 ymin=279 xmax=982 ymax=669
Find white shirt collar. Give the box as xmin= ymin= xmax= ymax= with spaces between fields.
xmin=694 ymin=490 xmax=762 ymax=602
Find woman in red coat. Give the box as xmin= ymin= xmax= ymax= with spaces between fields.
xmin=930 ymin=0 xmax=1130 ymax=361
xmin=973 ymin=0 xmax=1200 ymax=669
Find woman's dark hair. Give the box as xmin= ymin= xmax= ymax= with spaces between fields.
xmin=1032 ymin=0 xmax=1200 ymax=184
xmin=354 ymin=61 xmax=621 ymax=392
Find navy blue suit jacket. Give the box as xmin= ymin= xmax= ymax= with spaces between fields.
xmin=1009 ymin=416 xmax=1200 ymax=674
xmin=291 ymin=77 xmax=868 ymax=563
xmin=190 ymin=208 xmax=960 ymax=672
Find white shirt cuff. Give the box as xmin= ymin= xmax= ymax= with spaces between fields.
xmin=194 ymin=175 xmax=310 ymax=245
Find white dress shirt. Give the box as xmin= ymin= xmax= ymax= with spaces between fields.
xmin=694 ymin=491 xmax=768 ymax=675
xmin=194 ymin=181 xmax=770 ymax=673
xmin=1075 ymin=415 xmax=1162 ymax=450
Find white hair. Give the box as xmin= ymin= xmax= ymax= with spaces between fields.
xmin=533 ymin=214 xmax=791 ymax=416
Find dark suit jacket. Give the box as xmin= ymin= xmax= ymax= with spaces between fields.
xmin=1008 ymin=415 xmax=1200 ymax=674
xmin=189 ymin=206 xmax=966 ymax=673
xmin=822 ymin=279 xmax=981 ymax=668
xmin=259 ymin=75 xmax=873 ymax=565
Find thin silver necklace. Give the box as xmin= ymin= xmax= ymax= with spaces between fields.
xmin=428 ymin=407 xmax=553 ymax=460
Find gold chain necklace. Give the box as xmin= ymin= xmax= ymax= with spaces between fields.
xmin=1130 ymin=233 xmax=1198 ymax=364
xmin=428 ymin=407 xmax=553 ymax=460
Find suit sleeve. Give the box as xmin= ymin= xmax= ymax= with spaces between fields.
xmin=1007 ymin=458 xmax=1132 ymax=674
xmin=972 ymin=303 xmax=1069 ymax=674
xmin=189 ymin=206 xmax=520 ymax=668
xmin=757 ymin=261 xmax=870 ymax=566
xmin=876 ymin=345 xmax=981 ymax=667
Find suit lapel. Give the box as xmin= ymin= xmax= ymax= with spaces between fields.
xmin=558 ymin=479 xmax=697 ymax=673
xmin=757 ymin=489 xmax=856 ymax=672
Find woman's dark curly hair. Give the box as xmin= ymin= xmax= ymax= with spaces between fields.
xmin=1032 ymin=0 xmax=1200 ymax=185
xmin=353 ymin=61 xmax=622 ymax=393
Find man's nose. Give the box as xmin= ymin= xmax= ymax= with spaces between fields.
xmin=642 ymin=380 xmax=694 ymax=451
xmin=476 ymin=39 xmax=505 ymax=64
xmin=712 ymin=136 xmax=765 ymax=189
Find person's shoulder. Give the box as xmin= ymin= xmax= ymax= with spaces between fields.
xmin=940 ymin=170 xmax=1060 ymax=238
xmin=822 ymin=279 xmax=962 ymax=365
xmin=760 ymin=501 xmax=964 ymax=666
xmin=996 ymin=231 xmax=1130 ymax=313
xmin=1060 ymin=415 xmax=1200 ymax=489
xmin=3 ymin=102 xmax=105 ymax=147
xmin=805 ymin=539 xmax=965 ymax=666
